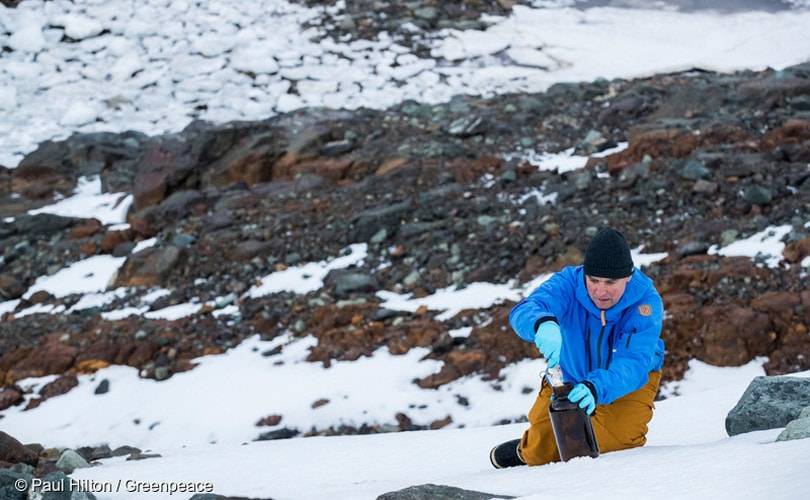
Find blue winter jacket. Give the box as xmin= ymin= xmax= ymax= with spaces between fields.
xmin=509 ymin=265 xmax=665 ymax=405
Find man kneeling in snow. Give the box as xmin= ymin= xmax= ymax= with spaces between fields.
xmin=491 ymin=228 xmax=665 ymax=467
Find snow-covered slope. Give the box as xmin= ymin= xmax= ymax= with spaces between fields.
xmin=58 ymin=363 xmax=810 ymax=500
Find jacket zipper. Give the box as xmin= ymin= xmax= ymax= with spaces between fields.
xmin=605 ymin=325 xmax=616 ymax=369
xmin=595 ymin=310 xmax=607 ymax=369
xmin=585 ymin=310 xmax=592 ymax=372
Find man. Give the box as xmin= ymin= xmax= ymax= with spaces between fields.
xmin=490 ymin=227 xmax=665 ymax=468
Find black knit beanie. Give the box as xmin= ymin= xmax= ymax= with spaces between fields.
xmin=584 ymin=228 xmax=634 ymax=279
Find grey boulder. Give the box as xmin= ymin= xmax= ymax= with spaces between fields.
xmin=726 ymin=376 xmax=810 ymax=436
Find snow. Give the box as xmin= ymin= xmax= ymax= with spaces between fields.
xmin=508 ymin=147 xmax=589 ymax=174
xmin=2 ymin=1 xmax=810 ymax=167
xmin=5 ymin=12 xmax=47 ymax=53
xmin=140 ymin=288 xmax=171 ymax=304
xmin=592 ymin=141 xmax=629 ymax=158
xmin=2 ymin=342 xmax=805 ymax=499
xmin=53 ymin=14 xmax=104 ymax=40
xmin=68 ymin=288 xmax=129 ymax=312
xmin=59 ymin=101 xmax=100 ymax=126
xmin=378 ymin=282 xmax=524 ymax=321
xmin=143 ymin=302 xmax=203 ymax=321
xmin=246 ymin=243 xmax=368 ymax=298
xmin=27 ymin=176 xmax=133 ymax=225
xmin=132 ymin=238 xmax=157 ymax=254
xmin=14 ymin=303 xmax=66 ymax=318
xmin=0 ymin=299 xmax=21 ymax=316
xmin=631 ymin=246 xmax=669 ymax=268
xmin=101 ymin=307 xmax=147 ymax=321
xmin=505 ymin=142 xmax=628 ymax=175
xmin=22 ymin=255 xmax=126 ymax=299
xmin=448 ymin=326 xmax=473 ymax=338
xmin=377 ymin=273 xmax=552 ymax=321
xmin=708 ymin=224 xmax=792 ymax=268
xmin=518 ymin=189 xmax=558 ymax=205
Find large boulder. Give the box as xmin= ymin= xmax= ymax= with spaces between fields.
xmin=376 ymin=484 xmax=514 ymax=500
xmin=0 ymin=431 xmax=38 ymax=465
xmin=0 ymin=469 xmax=29 ymax=500
xmin=113 ymin=246 xmax=183 ymax=287
xmin=726 ymin=376 xmax=810 ymax=436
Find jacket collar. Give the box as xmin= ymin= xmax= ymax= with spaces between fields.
xmin=573 ymin=265 xmax=652 ymax=321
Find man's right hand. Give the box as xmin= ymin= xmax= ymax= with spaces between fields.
xmin=534 ymin=321 xmax=561 ymax=368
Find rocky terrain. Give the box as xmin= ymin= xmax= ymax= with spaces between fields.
xmin=1 ymin=59 xmax=809 ymax=452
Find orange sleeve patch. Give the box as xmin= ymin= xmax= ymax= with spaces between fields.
xmin=638 ymin=304 xmax=652 ymax=316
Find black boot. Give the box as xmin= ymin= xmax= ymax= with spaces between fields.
xmin=490 ymin=438 xmax=526 ymax=469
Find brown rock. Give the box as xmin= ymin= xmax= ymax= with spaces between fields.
xmin=0 ymin=431 xmax=39 ymax=465
xmin=39 ymin=375 xmax=78 ymax=400
xmin=751 ymin=292 xmax=801 ymax=313
xmin=311 ymin=398 xmax=330 ymax=409
xmin=27 ymin=290 xmax=53 ymax=304
xmin=395 ymin=412 xmax=413 ymax=431
xmin=11 ymin=164 xmax=75 ymax=199
xmin=430 ymin=416 xmax=453 ymax=430
xmin=128 ymin=206 xmax=160 ymax=237
xmin=24 ymin=398 xmax=43 ymax=410
xmin=0 ymin=386 xmax=23 ymax=411
xmin=449 ymin=156 xmax=502 ymax=184
xmin=783 ymin=236 xmax=810 ymax=263
xmin=79 ymin=241 xmax=98 ymax=255
xmin=114 ymin=246 xmax=183 ymax=287
xmin=69 ymin=218 xmax=102 ymax=239
xmin=75 ymin=359 xmax=111 ymax=373
xmin=5 ymin=342 xmax=78 ymax=383
xmin=256 ymin=415 xmax=282 ymax=427
xmin=761 ymin=119 xmax=810 ymax=150
xmin=132 ymin=139 xmax=193 ymax=210
xmin=607 ymin=125 xmax=752 ymax=172
xmin=0 ymin=274 xmax=24 ymax=300
xmin=101 ymin=228 xmax=134 ymax=253
xmin=416 ymin=365 xmax=461 ymax=389
xmin=699 ymin=306 xmax=773 ymax=366
xmin=446 ymin=350 xmax=487 ymax=375
xmin=288 ymin=158 xmax=353 ymax=183
xmin=127 ymin=343 xmax=158 ymax=366
xmin=375 ymin=158 xmax=409 ymax=176
xmin=205 ymin=133 xmax=279 ymax=186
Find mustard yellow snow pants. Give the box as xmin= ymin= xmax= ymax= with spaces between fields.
xmin=519 ymin=370 xmax=661 ymax=466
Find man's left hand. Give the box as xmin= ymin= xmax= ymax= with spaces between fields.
xmin=568 ymin=383 xmax=596 ymax=415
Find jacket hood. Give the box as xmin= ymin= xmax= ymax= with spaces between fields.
xmin=573 ymin=265 xmax=654 ymax=321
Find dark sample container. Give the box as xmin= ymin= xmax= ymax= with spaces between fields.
xmin=548 ymin=382 xmax=600 ymax=461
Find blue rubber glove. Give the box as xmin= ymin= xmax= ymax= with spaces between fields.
xmin=534 ymin=321 xmax=561 ymax=369
xmin=568 ymin=383 xmax=596 ymax=415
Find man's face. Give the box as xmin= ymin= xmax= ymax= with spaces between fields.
xmin=585 ymin=274 xmax=631 ymax=310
